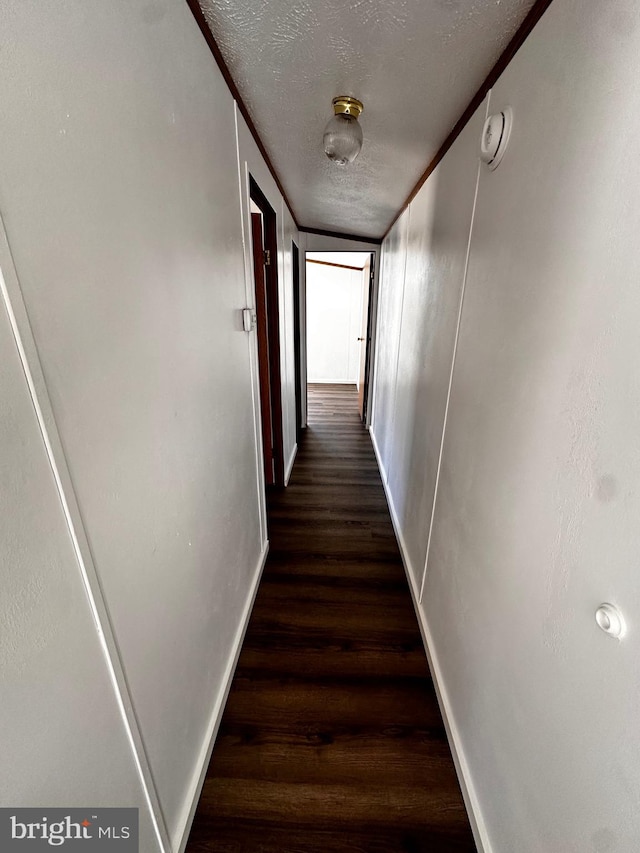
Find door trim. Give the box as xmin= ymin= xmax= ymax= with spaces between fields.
xmin=362 ymin=252 xmax=376 ymax=423
xmin=250 ymin=176 xmax=285 ymax=487
xmin=292 ymin=241 xmax=304 ymax=443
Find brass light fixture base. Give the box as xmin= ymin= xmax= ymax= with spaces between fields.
xmin=332 ymin=96 xmax=364 ymax=119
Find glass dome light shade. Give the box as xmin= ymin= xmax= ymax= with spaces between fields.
xmin=323 ymin=113 xmax=363 ymax=165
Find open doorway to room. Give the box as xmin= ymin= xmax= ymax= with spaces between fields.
xmin=305 ymin=251 xmax=375 ymax=422
xmin=250 ymin=177 xmax=285 ymax=487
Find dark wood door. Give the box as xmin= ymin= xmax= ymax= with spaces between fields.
xmin=251 ymin=212 xmax=275 ymax=486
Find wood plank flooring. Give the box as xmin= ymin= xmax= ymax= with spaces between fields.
xmin=186 ymin=384 xmax=475 ymax=853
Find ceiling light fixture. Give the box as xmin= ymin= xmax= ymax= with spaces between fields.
xmin=323 ymin=96 xmax=364 ymax=165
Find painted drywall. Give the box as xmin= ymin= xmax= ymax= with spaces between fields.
xmin=198 ymin=0 xmax=537 ymax=237
xmin=371 ymin=106 xmax=484 ymax=590
xmin=372 ymin=0 xmax=640 ymax=850
xmin=0 ymin=255 xmax=160 ymax=851
xmin=370 ymin=207 xmax=410 ymax=470
xmin=0 ymin=1 xmax=297 ymax=850
xmin=306 ymin=262 xmax=363 ymax=384
xmin=303 ymin=233 xmax=380 ymax=255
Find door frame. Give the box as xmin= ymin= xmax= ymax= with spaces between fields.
xmin=250 ymin=176 xmax=285 ymax=487
xmin=303 ymin=250 xmax=378 ymax=424
xmin=361 ymin=252 xmax=376 ymax=423
xmin=251 ymin=212 xmax=275 ymax=485
xmin=292 ymin=241 xmax=305 ymax=443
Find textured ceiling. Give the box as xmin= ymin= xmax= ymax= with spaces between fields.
xmin=198 ymin=0 xmax=536 ymax=239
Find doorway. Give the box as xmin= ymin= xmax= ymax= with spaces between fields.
xmin=305 ymin=251 xmax=375 ymax=422
xmin=250 ymin=177 xmax=284 ymax=487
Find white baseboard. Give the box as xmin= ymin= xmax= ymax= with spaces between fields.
xmin=285 ymin=443 xmax=298 ymax=486
xmin=369 ymin=427 xmax=491 ymax=853
xmin=175 ymin=539 xmax=269 ymax=853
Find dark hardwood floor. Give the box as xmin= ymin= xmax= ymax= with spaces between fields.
xmin=186 ymin=384 xmax=475 ymax=853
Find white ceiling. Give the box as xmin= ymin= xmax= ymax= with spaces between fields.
xmin=198 ymin=0 xmax=536 ymax=239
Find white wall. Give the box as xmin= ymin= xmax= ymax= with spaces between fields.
xmin=372 ymin=1 xmax=640 ymax=850
xmin=371 ymin=106 xmax=484 ymax=590
xmin=371 ymin=207 xmax=410 ymax=471
xmin=306 ymin=263 xmax=363 ymax=384
xmin=0 ymin=241 xmax=161 ymax=852
xmin=0 ymin=2 xmax=298 ymax=851
xmin=303 ymin=233 xmax=380 ymax=255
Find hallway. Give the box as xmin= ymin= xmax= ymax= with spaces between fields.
xmin=187 ymin=385 xmax=474 ymax=852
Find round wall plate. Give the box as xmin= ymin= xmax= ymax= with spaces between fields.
xmin=595 ymin=603 xmax=626 ymax=639
xmin=480 ymin=107 xmax=513 ymax=171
